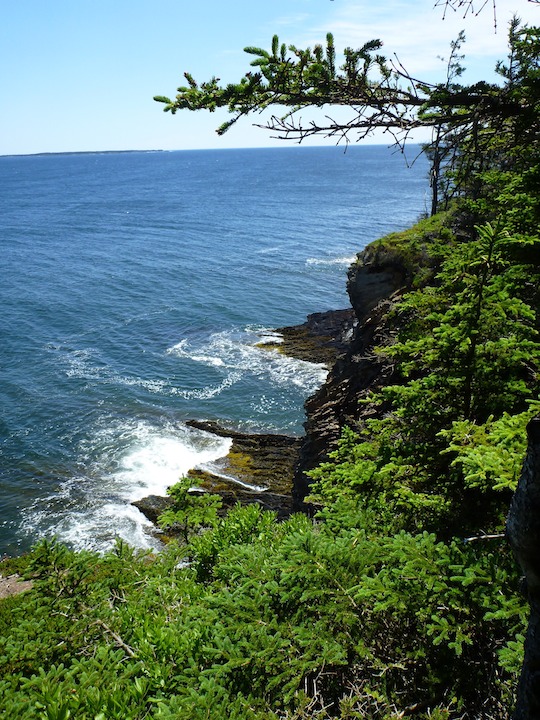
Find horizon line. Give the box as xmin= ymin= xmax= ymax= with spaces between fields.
xmin=1 ymin=142 xmax=422 ymax=159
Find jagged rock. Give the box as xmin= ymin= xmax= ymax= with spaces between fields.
xmin=346 ymin=244 xmax=408 ymax=320
xmin=292 ymin=298 xmax=398 ymax=504
xmin=270 ymin=309 xmax=356 ymax=366
xmin=507 ymin=417 xmax=540 ymax=719
xmin=132 ymin=495 xmax=174 ymax=525
xmin=290 ymin=245 xmax=408 ymax=505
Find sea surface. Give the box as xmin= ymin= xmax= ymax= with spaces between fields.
xmin=0 ymin=145 xmax=429 ymax=555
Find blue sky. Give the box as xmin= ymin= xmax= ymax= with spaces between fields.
xmin=1 ymin=0 xmax=537 ymax=155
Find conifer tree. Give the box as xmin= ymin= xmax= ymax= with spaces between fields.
xmin=155 ymin=23 xmax=540 ymax=215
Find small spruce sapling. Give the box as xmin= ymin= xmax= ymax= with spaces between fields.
xmin=158 ymin=477 xmax=222 ymax=543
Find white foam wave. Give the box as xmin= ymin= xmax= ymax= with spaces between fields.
xmin=25 ymin=501 xmax=158 ymax=554
xmin=64 ymin=349 xmax=168 ymax=390
xmin=112 ymin=420 xmax=232 ymax=498
xmin=171 ymin=371 xmax=242 ymax=400
xmin=167 ymin=328 xmax=327 ymax=393
xmin=306 ymin=256 xmax=357 ymax=267
xmin=20 ymin=419 xmax=232 ymax=553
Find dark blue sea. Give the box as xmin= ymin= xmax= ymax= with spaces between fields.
xmin=0 ymin=146 xmax=429 ymax=555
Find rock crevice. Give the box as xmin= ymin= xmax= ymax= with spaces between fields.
xmin=507 ymin=418 xmax=540 ymax=720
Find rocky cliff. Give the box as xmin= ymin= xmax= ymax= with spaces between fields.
xmin=293 ymin=243 xmax=413 ymax=505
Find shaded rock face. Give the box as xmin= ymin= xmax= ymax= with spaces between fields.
xmin=293 ymin=247 xmax=407 ymax=504
xmin=347 ymin=246 xmax=408 ymax=320
xmin=132 ymin=495 xmax=174 ymax=525
xmin=507 ymin=417 xmax=540 ymax=720
xmin=507 ymin=418 xmax=540 ymax=595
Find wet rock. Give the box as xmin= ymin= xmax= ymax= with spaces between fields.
xmin=261 ymin=309 xmax=356 ymax=367
xmin=132 ymin=495 xmax=174 ymax=525
xmin=185 ymin=420 xmax=302 ymax=495
xmin=507 ymin=418 xmax=540 ymax=595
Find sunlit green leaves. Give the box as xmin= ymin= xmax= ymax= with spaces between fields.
xmin=157 ymin=477 xmax=222 ymax=542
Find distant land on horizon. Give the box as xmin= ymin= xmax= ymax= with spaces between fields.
xmin=0 ymin=149 xmax=166 ymax=159
xmin=1 ymin=144 xmax=405 ymax=159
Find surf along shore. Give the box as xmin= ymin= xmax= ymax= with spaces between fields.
xmin=132 ymin=308 xmax=357 ymax=527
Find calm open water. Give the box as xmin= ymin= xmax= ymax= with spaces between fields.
xmin=0 ymin=146 xmax=429 ymax=554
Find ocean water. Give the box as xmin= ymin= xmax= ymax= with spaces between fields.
xmin=0 ymin=145 xmax=429 ymax=555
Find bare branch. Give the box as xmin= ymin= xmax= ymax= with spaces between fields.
xmin=434 ymin=0 xmax=497 ymax=32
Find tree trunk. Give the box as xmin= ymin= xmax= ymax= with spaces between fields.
xmin=506 ymin=417 xmax=540 ymax=719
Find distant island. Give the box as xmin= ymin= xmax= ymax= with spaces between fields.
xmin=1 ymin=149 xmax=165 ymax=158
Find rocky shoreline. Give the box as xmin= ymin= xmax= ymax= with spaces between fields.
xmin=259 ymin=308 xmax=356 ymax=367
xmin=134 ymin=245 xmax=411 ymax=529
xmin=133 ymin=308 xmax=356 ymax=527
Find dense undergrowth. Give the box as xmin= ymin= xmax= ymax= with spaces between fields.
xmin=1 ymin=21 xmax=539 ymax=720
xmin=0 ymin=500 xmax=529 ymax=719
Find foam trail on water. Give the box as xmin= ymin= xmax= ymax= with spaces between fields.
xmin=61 ymin=343 xmax=243 ymax=401
xmin=167 ymin=326 xmax=328 ymax=394
xmin=20 ymin=419 xmax=232 ymax=553
xmin=171 ymin=371 xmax=243 ymax=400
xmin=306 ymin=256 xmax=357 ymax=266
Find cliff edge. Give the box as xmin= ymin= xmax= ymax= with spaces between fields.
xmin=293 ymin=243 xmax=412 ymax=504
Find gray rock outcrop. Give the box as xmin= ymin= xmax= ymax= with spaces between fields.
xmin=507 ymin=417 xmax=540 ymax=719
xmin=293 ymin=245 xmax=410 ymax=504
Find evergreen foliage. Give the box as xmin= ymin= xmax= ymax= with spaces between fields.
xmin=0 ymin=507 xmax=527 ymax=718
xmin=157 ymin=478 xmax=222 ymax=542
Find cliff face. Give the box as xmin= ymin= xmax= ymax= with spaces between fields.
xmin=293 ymin=246 xmax=410 ymax=504
xmin=507 ymin=418 xmax=540 ymax=720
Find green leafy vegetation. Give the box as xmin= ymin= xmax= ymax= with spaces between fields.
xmin=0 ymin=509 xmax=527 ymax=718
xmin=1 ymin=20 xmax=538 ymax=720
xmin=157 ymin=478 xmax=222 ymax=542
